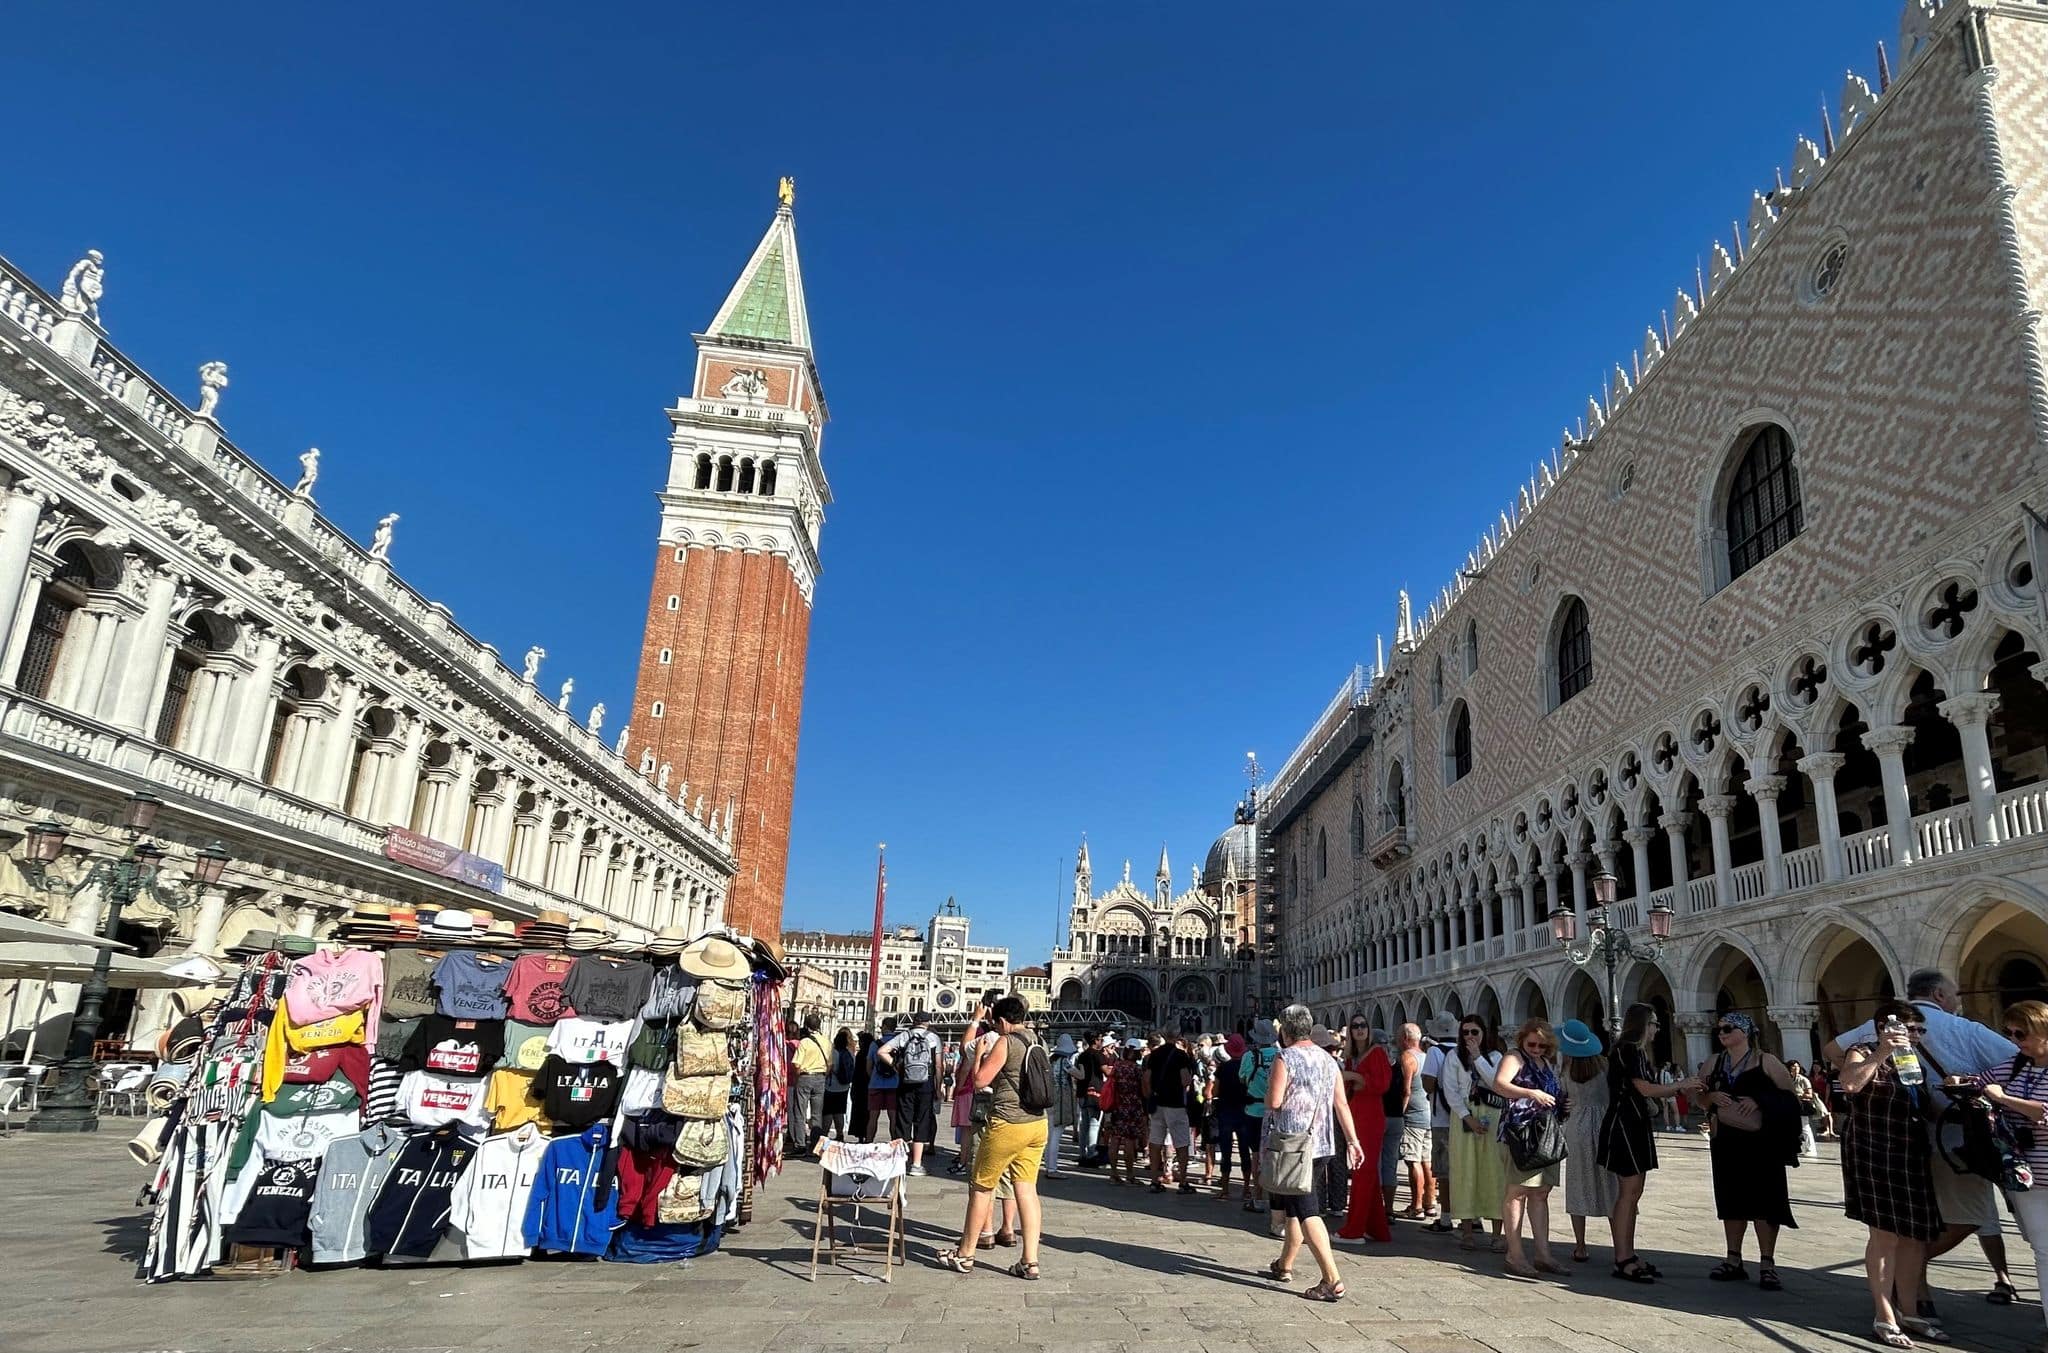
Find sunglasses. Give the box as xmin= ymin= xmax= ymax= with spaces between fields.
xmin=1461 ymin=1029 xmax=1483 ymax=1038
xmin=1716 ymin=1025 xmax=1742 ymax=1035
xmin=1348 ymin=1023 xmax=1368 ymax=1031
xmin=2008 ymin=1028 xmax=2029 ymax=1040
xmin=1906 ymin=1024 xmax=1928 ymax=1035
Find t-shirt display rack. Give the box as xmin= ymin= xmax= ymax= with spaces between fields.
xmin=134 ymin=927 xmax=787 ymax=1283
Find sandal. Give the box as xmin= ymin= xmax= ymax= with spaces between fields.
xmin=1301 ymin=1280 xmax=1346 ymax=1302
xmin=993 ymin=1230 xmax=1018 ymax=1247
xmin=1611 ymin=1257 xmax=1656 ymax=1284
xmin=1871 ymin=1322 xmax=1914 ymax=1349
xmin=1572 ymin=1246 xmax=1591 ymax=1263
xmin=1263 ymin=1259 xmax=1293 ymax=1282
xmin=1505 ymin=1258 xmax=1540 ymax=1279
xmin=935 ymin=1248 xmax=976 ymax=1273
xmin=1534 ymin=1257 xmax=1570 ymax=1276
xmin=1899 ymin=1318 xmax=1950 ymax=1344
xmin=1709 ymin=1259 xmax=1748 ymax=1282
xmin=1988 ymin=1281 xmax=2018 ymax=1306
xmin=1009 ymin=1259 xmax=1040 ymax=1281
xmin=1758 ymin=1265 xmax=1782 ymax=1292
xmin=978 ymin=1232 xmax=996 ymax=1248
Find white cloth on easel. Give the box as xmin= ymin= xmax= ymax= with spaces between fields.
xmin=819 ymin=1138 xmax=907 ymax=1182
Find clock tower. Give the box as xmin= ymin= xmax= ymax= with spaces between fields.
xmin=627 ymin=183 xmax=829 ymax=939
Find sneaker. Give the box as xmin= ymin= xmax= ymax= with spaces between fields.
xmin=907 ymin=1164 xmax=927 ymax=1177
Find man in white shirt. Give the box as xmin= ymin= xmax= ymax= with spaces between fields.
xmin=1421 ymin=1015 xmax=1455 ymax=1230
xmin=1824 ymin=968 xmax=2020 ymax=1314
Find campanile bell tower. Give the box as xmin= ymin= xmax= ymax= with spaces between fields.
xmin=628 ymin=180 xmax=829 ymax=938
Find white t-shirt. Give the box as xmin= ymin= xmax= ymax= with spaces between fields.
xmin=1421 ymin=1045 xmax=1448 ymax=1129
xmin=446 ymin=1124 xmax=550 ymax=1260
xmin=398 ymin=1070 xmax=492 ymax=1129
xmin=545 ymin=1016 xmax=640 ymax=1066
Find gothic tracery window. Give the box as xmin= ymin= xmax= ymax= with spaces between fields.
xmin=1556 ymin=598 xmax=1592 ymax=706
xmin=1446 ymin=701 xmax=1472 ymax=784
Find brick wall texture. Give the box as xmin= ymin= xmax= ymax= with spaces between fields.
xmin=629 ymin=542 xmax=811 ymax=938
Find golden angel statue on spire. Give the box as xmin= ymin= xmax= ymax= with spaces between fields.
xmin=778 ymin=176 xmax=796 ymax=208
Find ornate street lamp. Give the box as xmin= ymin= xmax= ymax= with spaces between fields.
xmin=28 ymin=790 xmax=233 ymax=1133
xmin=1550 ymin=868 xmax=1671 ymax=1037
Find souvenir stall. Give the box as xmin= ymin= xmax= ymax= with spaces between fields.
xmin=135 ymin=901 xmax=775 ymax=1282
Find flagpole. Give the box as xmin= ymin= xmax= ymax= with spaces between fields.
xmin=866 ymin=843 xmax=887 ymax=1033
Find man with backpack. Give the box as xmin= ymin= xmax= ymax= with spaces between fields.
xmin=1237 ymin=1018 xmax=1279 ymax=1214
xmin=879 ymin=1010 xmax=943 ymax=1176
xmin=866 ymin=1016 xmax=901 ymax=1143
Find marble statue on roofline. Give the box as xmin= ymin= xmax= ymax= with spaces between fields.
xmin=196 ymin=362 xmax=228 ymax=419
xmin=294 ymin=447 xmax=321 ymax=498
xmin=60 ymin=250 xmax=104 ymax=322
xmin=369 ymin=511 xmax=398 ymax=560
xmin=558 ymin=677 xmax=574 ymax=710
xmin=522 ymin=646 xmax=545 ymax=684
xmin=587 ymin=702 xmax=605 ymax=736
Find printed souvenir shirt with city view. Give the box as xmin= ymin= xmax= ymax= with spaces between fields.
xmin=283 ymin=949 xmax=384 ymax=1044
xmin=379 ymin=948 xmax=439 ymax=1020
xmin=402 ymin=1014 xmax=505 ymax=1079
xmin=431 ymin=951 xmax=513 ymax=1020
xmin=563 ymin=955 xmax=654 ymax=1022
xmin=503 ymin=952 xmax=578 ymax=1024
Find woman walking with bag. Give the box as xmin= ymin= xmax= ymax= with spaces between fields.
xmin=1442 ymin=1017 xmax=1505 ymax=1253
xmin=1260 ymin=1004 xmax=1363 ymax=1302
xmin=1494 ymin=1018 xmax=1570 ymax=1278
xmin=1336 ymin=1018 xmax=1392 ymax=1244
xmin=1695 ymin=1012 xmax=1798 ymax=1290
xmin=1597 ymin=1003 xmax=1695 ymax=1284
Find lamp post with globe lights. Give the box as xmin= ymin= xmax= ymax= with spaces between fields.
xmin=1548 ymin=868 xmax=1672 ymax=1038
xmin=27 ymin=791 xmax=232 ymax=1133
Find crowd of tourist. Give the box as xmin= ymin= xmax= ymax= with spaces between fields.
xmin=780 ymin=969 xmax=2048 ymax=1351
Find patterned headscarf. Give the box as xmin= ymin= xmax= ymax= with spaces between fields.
xmin=1719 ymin=1012 xmax=1758 ymax=1037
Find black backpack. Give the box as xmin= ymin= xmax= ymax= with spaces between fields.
xmin=1016 ymin=1037 xmax=1054 ymax=1114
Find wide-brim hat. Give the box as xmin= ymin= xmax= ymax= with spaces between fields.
xmin=1425 ymin=1013 xmax=1459 ymax=1043
xmin=602 ymin=936 xmax=643 ymax=956
xmin=278 ymin=936 xmax=316 ymax=957
xmin=476 ymin=918 xmax=520 ymax=947
xmin=645 ymin=925 xmax=690 ymax=955
xmin=1250 ymin=1018 xmax=1279 ymax=1048
xmin=1556 ymin=1018 xmax=1603 ymax=1059
xmin=225 ymin=929 xmax=278 ymax=958
xmin=565 ymin=921 xmax=612 ymax=951
xmin=538 ymin=909 xmax=572 ymax=927
xmin=678 ymin=934 xmax=749 ymax=980
xmin=427 ymin=910 xmax=476 ymax=938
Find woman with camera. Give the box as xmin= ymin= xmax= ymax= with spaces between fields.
xmin=1976 ymin=999 xmax=2048 ymax=1343
xmin=1838 ymin=1000 xmax=1944 ymax=1347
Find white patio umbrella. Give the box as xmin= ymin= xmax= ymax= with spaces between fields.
xmin=0 ymin=944 xmax=220 ymax=1062
xmin=0 ymin=912 xmax=132 ymax=950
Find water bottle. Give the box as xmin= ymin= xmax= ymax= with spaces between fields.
xmin=1885 ymin=1016 xmax=1925 ymax=1087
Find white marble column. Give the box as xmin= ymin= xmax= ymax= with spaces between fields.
xmin=1798 ymin=752 xmax=1847 ymax=882
xmin=1747 ymin=775 xmax=1788 ymax=894
xmin=1940 ymin=693 xmax=2002 ymax=846
xmin=223 ymin=632 xmax=283 ymax=775
xmin=1675 ymin=1012 xmax=1715 ymax=1074
xmin=105 ymin=566 xmax=179 ymax=731
xmin=311 ymin=677 xmax=365 ymax=808
xmin=186 ymin=882 xmax=229 ymax=957
xmin=1768 ymin=1004 xmax=1820 ymax=1064
xmin=1700 ymin=794 xmax=1738 ymax=906
xmin=1862 ymin=725 xmax=1920 ymax=866
xmin=0 ymin=484 xmax=51 ymax=651
xmin=1660 ymin=812 xmax=1694 ymax=889
xmin=379 ymin=718 xmax=429 ymax=828
xmin=1566 ymin=851 xmax=1590 ymax=921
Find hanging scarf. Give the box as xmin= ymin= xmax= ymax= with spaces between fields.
xmin=752 ymin=975 xmax=786 ymax=1183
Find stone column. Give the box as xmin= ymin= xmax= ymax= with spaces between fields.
xmin=223 ymin=631 xmax=283 ymax=775
xmin=1541 ymin=864 xmax=1562 ymax=927
xmin=1862 ymin=725 xmax=1920 ymax=866
xmin=1477 ymin=884 xmax=1493 ymax=944
xmin=1659 ymin=812 xmax=1694 ymax=890
xmin=1623 ymin=826 xmax=1654 ymax=903
xmin=1566 ymin=851 xmax=1590 ymax=921
xmin=1674 ymin=1011 xmax=1716 ymax=1075
xmin=1747 ymin=775 xmax=1788 ymax=894
xmin=1939 ymin=693 xmax=2002 ymax=846
xmin=291 ymin=904 xmax=319 ymax=939
xmin=435 ymin=747 xmax=478 ymax=844
xmin=1699 ymin=794 xmax=1738 ymax=906
xmin=193 ymin=661 xmax=245 ymax=762
xmin=1519 ymin=874 xmax=1539 ymax=936
xmin=0 ymin=484 xmax=50 ymax=650
xmin=311 ymin=677 xmax=365 ymax=808
xmin=1767 ymin=1004 xmax=1819 ymax=1064
xmin=48 ymin=605 xmax=115 ymax=712
xmin=185 ymin=881 xmax=229 ymax=958
xmin=379 ymin=717 xmax=429 ymax=828
xmin=105 ymin=566 xmax=179 ymax=732
xmin=1798 ymin=752 xmax=1847 ymax=881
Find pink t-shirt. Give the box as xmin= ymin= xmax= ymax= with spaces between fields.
xmin=284 ymin=949 xmax=384 ymax=1045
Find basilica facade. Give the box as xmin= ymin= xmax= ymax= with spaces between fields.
xmin=1050 ymin=818 xmax=1260 ymax=1034
xmin=1258 ymin=0 xmax=2048 ymax=1073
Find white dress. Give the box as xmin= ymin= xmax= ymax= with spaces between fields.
xmin=1563 ymin=1070 xmax=1620 ymax=1218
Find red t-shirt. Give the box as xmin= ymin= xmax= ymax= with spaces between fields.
xmin=503 ymin=953 xmax=578 ymax=1024
xmin=278 ymin=1042 xmax=372 ymax=1103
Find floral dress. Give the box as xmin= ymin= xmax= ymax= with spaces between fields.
xmin=1109 ymin=1058 xmax=1148 ymax=1140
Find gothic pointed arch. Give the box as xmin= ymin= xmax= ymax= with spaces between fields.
xmin=1544 ymin=595 xmax=1592 ymax=712
xmin=1443 ymin=700 xmax=1473 ymax=785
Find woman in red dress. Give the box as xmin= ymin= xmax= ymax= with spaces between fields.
xmin=1337 ymin=1019 xmax=1392 ymax=1243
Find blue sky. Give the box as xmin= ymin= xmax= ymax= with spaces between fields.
xmin=5 ymin=2 xmax=1894 ymax=962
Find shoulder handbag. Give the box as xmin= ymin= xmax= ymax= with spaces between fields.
xmin=662 ymin=1069 xmax=734 ymax=1120
xmin=657 ymin=1171 xmax=712 ymax=1223
xmin=1503 ymin=1110 xmax=1569 ymax=1173
xmin=670 ymin=1115 xmax=730 ymax=1169
xmin=1259 ymin=1123 xmax=1316 ymax=1196
xmin=672 ymin=1026 xmax=728 ymax=1078
xmin=691 ymin=979 xmax=748 ymax=1032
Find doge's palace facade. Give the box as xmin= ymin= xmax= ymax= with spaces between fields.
xmin=0 ymin=241 xmax=735 ymax=1048
xmin=1260 ymin=0 xmax=2048 ymax=1072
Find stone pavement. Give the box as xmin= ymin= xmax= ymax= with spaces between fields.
xmin=0 ymin=1129 xmax=2042 ymax=1353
